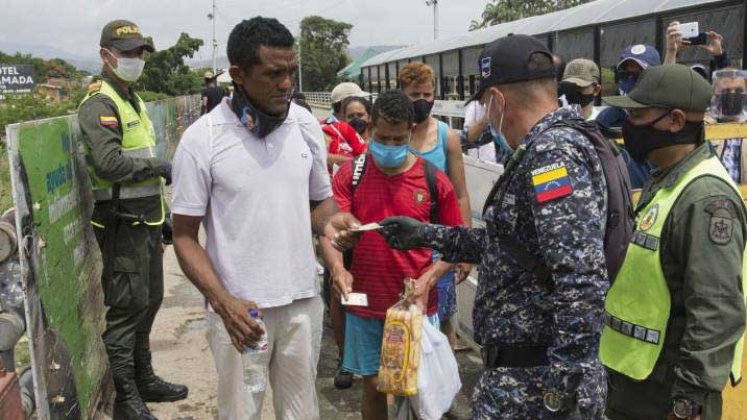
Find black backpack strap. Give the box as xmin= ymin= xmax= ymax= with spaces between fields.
xmin=351 ymin=153 xmax=368 ymax=191
xmin=422 ymin=159 xmax=440 ymax=224
xmin=551 ymin=118 xmax=634 ymax=282
xmin=344 ymin=154 xmax=369 ymax=271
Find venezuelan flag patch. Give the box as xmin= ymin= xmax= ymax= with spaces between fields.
xmin=531 ymin=162 xmax=573 ymax=204
xmin=99 ymin=115 xmax=118 ymax=127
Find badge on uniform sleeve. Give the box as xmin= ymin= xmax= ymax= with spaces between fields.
xmin=706 ymin=199 xmax=737 ymax=245
xmin=531 ymin=162 xmax=573 ymax=204
xmin=99 ymin=115 xmax=118 ymax=127
xmin=710 ymin=216 xmax=734 ymax=245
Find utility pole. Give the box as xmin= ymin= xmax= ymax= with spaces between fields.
xmin=208 ymin=0 xmax=217 ymax=74
xmin=426 ymin=0 xmax=439 ymax=40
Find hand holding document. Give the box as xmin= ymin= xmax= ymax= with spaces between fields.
xmin=349 ymin=223 xmax=382 ymax=233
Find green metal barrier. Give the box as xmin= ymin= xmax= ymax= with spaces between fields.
xmin=4 ymin=95 xmax=199 ymax=419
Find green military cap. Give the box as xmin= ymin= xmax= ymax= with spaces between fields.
xmin=603 ymin=64 xmax=712 ymax=112
xmin=100 ymin=20 xmax=154 ymax=53
xmin=563 ymin=58 xmax=600 ymax=87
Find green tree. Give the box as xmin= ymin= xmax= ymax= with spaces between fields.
xmin=299 ymin=16 xmax=352 ymax=92
xmin=470 ymin=0 xmax=595 ymax=30
xmin=46 ymin=58 xmax=86 ymax=79
xmin=135 ymin=33 xmax=204 ymax=96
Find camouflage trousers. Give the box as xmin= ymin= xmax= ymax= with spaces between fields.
xmin=471 ymin=365 xmax=607 ymax=420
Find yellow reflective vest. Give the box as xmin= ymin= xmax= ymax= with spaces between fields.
xmin=80 ymin=80 xmax=164 ymax=226
xmin=600 ymin=155 xmax=746 ymax=386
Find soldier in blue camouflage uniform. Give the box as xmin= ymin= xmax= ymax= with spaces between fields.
xmin=379 ymin=35 xmax=609 ymax=419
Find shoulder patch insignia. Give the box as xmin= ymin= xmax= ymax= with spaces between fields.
xmin=99 ymin=115 xmax=118 ymax=127
xmin=709 ymin=215 xmax=733 ymax=245
xmin=531 ymin=162 xmax=573 ymax=204
xmin=87 ymin=81 xmax=102 ymax=95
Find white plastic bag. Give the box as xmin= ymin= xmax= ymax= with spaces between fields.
xmin=409 ymin=320 xmax=462 ymax=420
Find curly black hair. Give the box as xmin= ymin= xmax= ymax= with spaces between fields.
xmin=227 ymin=17 xmax=294 ymax=70
xmin=371 ymin=90 xmax=414 ymax=127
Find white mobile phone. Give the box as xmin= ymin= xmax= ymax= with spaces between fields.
xmin=678 ymin=22 xmax=699 ymax=39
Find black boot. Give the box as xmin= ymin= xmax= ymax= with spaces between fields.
xmin=113 ymin=374 xmax=158 ymax=420
xmin=134 ymin=335 xmax=189 ymax=402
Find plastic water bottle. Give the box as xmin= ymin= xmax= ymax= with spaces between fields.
xmin=242 ymin=309 xmax=268 ymax=393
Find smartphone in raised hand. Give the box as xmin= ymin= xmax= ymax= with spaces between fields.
xmin=677 ymin=22 xmax=699 ymax=39
xmin=687 ymin=33 xmax=708 ymax=46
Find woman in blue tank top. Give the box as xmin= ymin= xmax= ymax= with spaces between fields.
xmin=399 ymin=62 xmax=472 ymax=351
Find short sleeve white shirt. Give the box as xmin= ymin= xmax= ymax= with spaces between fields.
xmin=171 ymin=99 xmax=331 ymax=308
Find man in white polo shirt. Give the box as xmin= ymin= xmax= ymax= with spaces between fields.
xmin=171 ymin=17 xmax=338 ymax=419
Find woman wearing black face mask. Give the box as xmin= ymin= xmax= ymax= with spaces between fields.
xmin=397 ymin=62 xmax=473 ymax=359
xmin=342 ymin=96 xmax=373 ymax=142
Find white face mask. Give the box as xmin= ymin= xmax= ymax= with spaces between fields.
xmin=104 ymin=49 xmax=145 ymax=82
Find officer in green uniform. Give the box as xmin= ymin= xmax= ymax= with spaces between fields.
xmin=601 ymin=64 xmax=747 ymax=420
xmin=78 ymin=20 xmax=188 ymax=419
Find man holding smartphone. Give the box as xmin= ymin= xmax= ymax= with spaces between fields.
xmin=664 ymin=21 xmax=731 ymax=77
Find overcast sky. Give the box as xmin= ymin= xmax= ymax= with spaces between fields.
xmin=0 ymin=0 xmax=490 ymax=60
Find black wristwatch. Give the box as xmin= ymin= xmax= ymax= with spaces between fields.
xmin=672 ymin=398 xmax=698 ymax=418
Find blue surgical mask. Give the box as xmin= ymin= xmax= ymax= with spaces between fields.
xmin=369 ymin=138 xmax=409 ymax=168
xmin=486 ymin=95 xmax=513 ymax=153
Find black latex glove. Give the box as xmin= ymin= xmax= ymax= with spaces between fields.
xmin=162 ymin=215 xmax=173 ymax=245
xmin=156 ymin=161 xmax=172 ymax=186
xmin=379 ymin=216 xmax=427 ymax=250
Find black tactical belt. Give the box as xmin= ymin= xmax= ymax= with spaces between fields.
xmin=481 ymin=345 xmax=549 ymax=368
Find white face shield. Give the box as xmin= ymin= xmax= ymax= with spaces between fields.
xmin=711 ymin=69 xmax=747 ymax=122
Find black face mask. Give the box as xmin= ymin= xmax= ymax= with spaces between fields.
xmin=412 ymin=99 xmax=434 ymax=124
xmin=622 ymin=111 xmax=704 ymax=163
xmin=719 ymin=92 xmax=746 ymax=117
xmin=348 ymin=117 xmax=368 ymax=136
xmin=231 ymin=82 xmax=288 ymax=138
xmin=558 ymin=81 xmax=595 ymax=107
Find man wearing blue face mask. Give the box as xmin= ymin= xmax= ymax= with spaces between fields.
xmin=319 ymin=90 xmax=464 ymax=420
xmin=78 ymin=19 xmax=185 ymax=419
xmin=597 ymin=44 xmax=661 ymax=130
xmin=378 ymin=34 xmax=632 ymax=419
